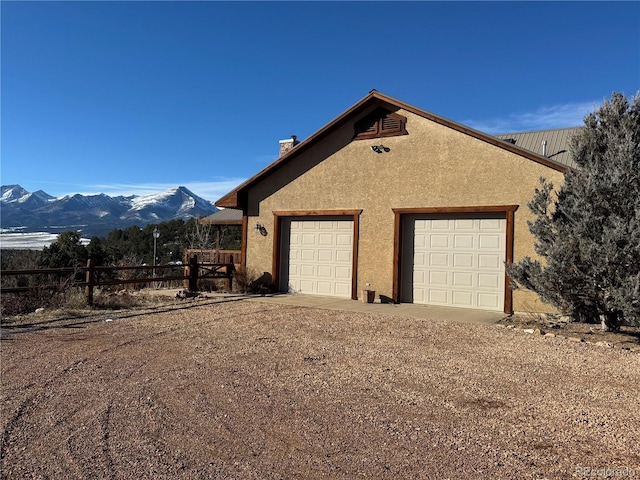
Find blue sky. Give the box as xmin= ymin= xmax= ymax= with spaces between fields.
xmin=2 ymin=1 xmax=639 ymax=202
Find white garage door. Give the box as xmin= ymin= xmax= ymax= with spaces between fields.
xmin=403 ymin=216 xmax=506 ymax=311
xmin=282 ymin=218 xmax=353 ymax=297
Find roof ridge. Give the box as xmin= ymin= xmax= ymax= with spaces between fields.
xmin=495 ymin=126 xmax=583 ymax=136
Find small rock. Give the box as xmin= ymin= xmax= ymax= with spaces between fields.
xmin=35 ymin=307 xmax=45 ymax=314
xmin=534 ymin=328 xmax=543 ymax=335
xmin=544 ymin=333 xmax=556 ymax=338
xmin=568 ymin=337 xmax=584 ymax=343
xmin=523 ymin=328 xmax=535 ymax=334
xmin=595 ymin=341 xmax=614 ymax=348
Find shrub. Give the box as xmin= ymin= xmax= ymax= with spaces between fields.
xmin=233 ymin=266 xmax=276 ymax=294
xmin=508 ymin=92 xmax=640 ymax=331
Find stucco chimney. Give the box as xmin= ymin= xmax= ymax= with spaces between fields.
xmin=279 ymin=135 xmax=300 ymax=157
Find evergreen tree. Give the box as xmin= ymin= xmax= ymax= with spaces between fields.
xmin=39 ymin=231 xmax=89 ymax=269
xmin=86 ymin=236 xmax=109 ymax=265
xmin=508 ymin=92 xmax=640 ymax=331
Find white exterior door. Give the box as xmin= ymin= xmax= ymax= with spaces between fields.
xmin=402 ymin=215 xmax=506 ymax=311
xmin=281 ymin=218 xmax=353 ymax=297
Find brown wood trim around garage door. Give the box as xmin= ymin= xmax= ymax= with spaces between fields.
xmin=241 ymin=214 xmax=248 ymax=268
xmin=392 ymin=205 xmax=519 ymax=314
xmin=272 ymin=209 xmax=363 ymax=300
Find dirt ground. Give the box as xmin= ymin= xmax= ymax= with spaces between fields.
xmin=497 ymin=312 xmax=640 ymax=352
xmin=1 ymin=295 xmax=639 ymax=479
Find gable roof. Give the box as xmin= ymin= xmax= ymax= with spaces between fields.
xmin=216 ymin=90 xmax=569 ymax=209
xmin=494 ymin=127 xmax=581 ymax=169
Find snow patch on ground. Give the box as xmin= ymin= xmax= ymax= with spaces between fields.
xmin=0 ymin=233 xmax=90 ymax=250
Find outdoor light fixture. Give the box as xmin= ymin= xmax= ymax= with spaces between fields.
xmin=256 ymin=223 xmax=268 ymax=236
xmin=152 ymin=227 xmax=160 ymax=277
xmin=370 ymin=145 xmax=390 ymax=153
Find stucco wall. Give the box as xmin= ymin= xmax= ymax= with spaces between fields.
xmin=244 ymin=109 xmax=565 ymax=313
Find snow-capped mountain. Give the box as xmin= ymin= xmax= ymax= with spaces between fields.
xmin=125 ymin=187 xmax=209 ymax=221
xmin=1 ymin=185 xmax=55 ymax=207
xmin=0 ymin=185 xmax=218 ymax=237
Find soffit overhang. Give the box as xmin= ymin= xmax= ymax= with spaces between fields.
xmin=215 ymin=90 xmax=568 ymax=209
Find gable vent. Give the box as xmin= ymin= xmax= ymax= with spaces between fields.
xmin=358 ymin=118 xmax=378 ymax=136
xmin=354 ymin=108 xmax=408 ymax=140
xmin=382 ymin=115 xmax=401 ymax=131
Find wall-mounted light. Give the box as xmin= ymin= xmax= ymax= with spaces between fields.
xmin=371 ymin=145 xmax=390 ymax=153
xmin=255 ymin=223 xmax=268 ymax=236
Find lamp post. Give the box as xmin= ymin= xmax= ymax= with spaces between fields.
xmin=152 ymin=227 xmax=160 ymax=277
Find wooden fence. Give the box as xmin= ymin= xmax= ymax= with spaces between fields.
xmin=0 ymin=256 xmax=234 ymax=306
xmin=183 ymin=249 xmax=241 ymax=266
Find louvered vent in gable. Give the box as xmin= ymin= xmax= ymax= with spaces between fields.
xmin=354 ymin=109 xmax=408 ymax=140
xmin=355 ymin=116 xmax=378 ymax=137
xmin=382 ymin=115 xmax=400 ymax=131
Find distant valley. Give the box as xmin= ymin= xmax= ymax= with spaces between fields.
xmin=0 ymin=185 xmax=218 ymax=241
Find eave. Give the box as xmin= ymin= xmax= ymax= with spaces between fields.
xmin=215 ymin=90 xmax=568 ymax=209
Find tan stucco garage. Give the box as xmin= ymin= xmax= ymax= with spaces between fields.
xmin=217 ymin=91 xmax=568 ymax=314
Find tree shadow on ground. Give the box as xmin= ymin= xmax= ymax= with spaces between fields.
xmin=0 ymin=295 xmax=254 ymax=338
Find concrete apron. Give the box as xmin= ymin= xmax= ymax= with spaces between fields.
xmin=249 ymin=294 xmax=506 ymax=325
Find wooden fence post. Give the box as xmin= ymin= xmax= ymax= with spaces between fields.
xmin=188 ymin=255 xmax=199 ymax=292
xmin=226 ymin=263 xmax=233 ymax=292
xmin=183 ymin=257 xmax=190 ymax=290
xmin=85 ymin=259 xmax=94 ymax=306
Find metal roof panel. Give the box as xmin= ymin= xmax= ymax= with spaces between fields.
xmin=495 ymin=127 xmax=582 ymax=169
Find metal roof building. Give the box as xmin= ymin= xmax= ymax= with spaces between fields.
xmin=494 ymin=127 xmax=582 ymax=169
xmin=199 ymin=208 xmax=243 ymax=225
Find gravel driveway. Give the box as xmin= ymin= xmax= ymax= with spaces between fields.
xmin=1 ymin=298 xmax=639 ymax=479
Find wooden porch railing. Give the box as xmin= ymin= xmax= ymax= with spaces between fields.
xmin=183 ymin=249 xmax=241 ymax=266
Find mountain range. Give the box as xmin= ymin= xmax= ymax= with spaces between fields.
xmin=0 ymin=185 xmax=218 ymax=238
